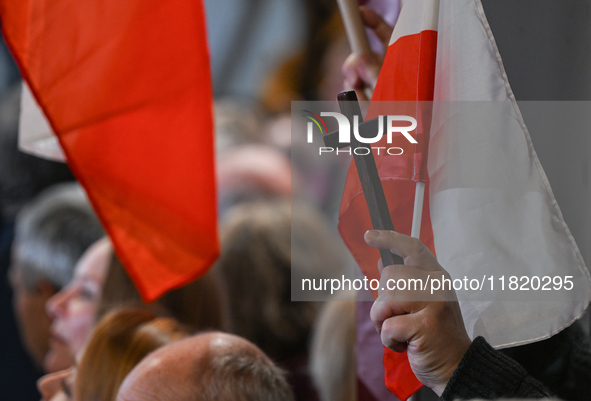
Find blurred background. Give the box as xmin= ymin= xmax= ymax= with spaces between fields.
xmin=1 ymin=0 xmax=591 ymax=399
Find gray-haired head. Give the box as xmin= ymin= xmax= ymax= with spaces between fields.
xmin=11 ymin=182 xmax=105 ymax=290
xmin=117 ymin=332 xmax=295 ymax=401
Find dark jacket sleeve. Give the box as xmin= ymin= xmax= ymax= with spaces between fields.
xmin=440 ymin=336 xmax=554 ymax=401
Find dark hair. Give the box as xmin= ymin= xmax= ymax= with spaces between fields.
xmin=98 ymin=254 xmax=229 ymax=332
xmin=217 ymin=200 xmax=344 ymax=361
xmin=12 ymin=183 xmax=104 ymax=290
xmin=260 ymin=3 xmax=343 ymax=111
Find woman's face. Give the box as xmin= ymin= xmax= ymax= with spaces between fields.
xmin=37 ymin=366 xmax=75 ymax=401
xmin=46 ymin=238 xmax=111 ymax=360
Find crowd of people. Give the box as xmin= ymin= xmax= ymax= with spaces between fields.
xmin=8 ymin=181 xmax=577 ymax=401
xmin=7 ymin=182 xmax=579 ymax=400
xmin=2 ymin=1 xmax=591 ymax=401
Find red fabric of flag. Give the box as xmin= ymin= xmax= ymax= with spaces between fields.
xmin=0 ymin=0 xmax=218 ymax=301
xmin=340 ymin=1 xmax=439 ymax=399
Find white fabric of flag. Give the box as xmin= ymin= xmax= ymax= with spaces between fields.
xmin=430 ymin=0 xmax=591 ymax=347
xmin=19 ymin=81 xmax=65 ymax=162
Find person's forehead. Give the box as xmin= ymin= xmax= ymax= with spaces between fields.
xmin=73 ymin=238 xmax=111 ymax=280
xmin=117 ymin=383 xmax=166 ymax=401
xmin=123 ymin=335 xmax=211 ymax=382
xmin=141 ymin=339 xmax=203 ymax=370
xmin=118 ymin=338 xmax=219 ymax=401
xmin=117 ymin=333 xmax=257 ymax=400
xmin=117 ymin=354 xmax=176 ymax=400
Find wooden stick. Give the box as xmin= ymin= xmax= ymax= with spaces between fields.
xmin=337 ymin=91 xmax=403 ymax=267
xmin=336 ymin=0 xmax=372 ymax=55
xmin=336 ymin=0 xmax=374 ymax=99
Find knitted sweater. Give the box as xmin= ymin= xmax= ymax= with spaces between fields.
xmin=441 ymin=337 xmax=554 ymax=400
xmin=501 ymin=321 xmax=591 ymax=400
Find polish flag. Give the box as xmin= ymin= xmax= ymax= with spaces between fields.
xmin=340 ymin=0 xmax=591 ymax=399
xmin=1 ymin=0 xmax=218 ymax=302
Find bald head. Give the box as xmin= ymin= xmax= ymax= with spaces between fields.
xmin=116 ymin=332 xmax=294 ymax=401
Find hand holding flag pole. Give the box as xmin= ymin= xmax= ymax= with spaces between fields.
xmin=335 ymin=3 xmax=433 ymax=398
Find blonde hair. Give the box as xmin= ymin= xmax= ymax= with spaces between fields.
xmin=310 ymin=291 xmax=357 ymax=401
xmin=75 ymin=308 xmax=188 ymax=401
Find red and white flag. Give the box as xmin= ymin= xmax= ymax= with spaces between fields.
xmin=1 ymin=0 xmax=218 ymax=302
xmin=341 ymin=0 xmax=591 ymax=399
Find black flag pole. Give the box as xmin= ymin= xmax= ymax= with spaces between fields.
xmin=324 ymin=90 xmax=404 ymax=267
